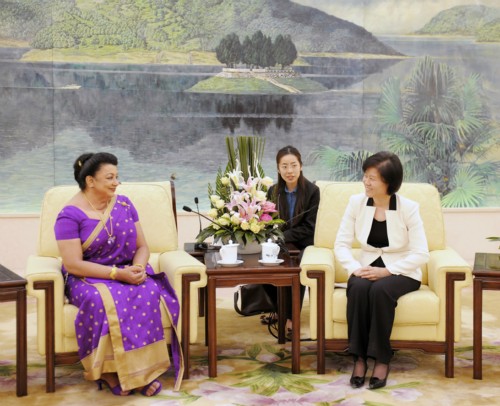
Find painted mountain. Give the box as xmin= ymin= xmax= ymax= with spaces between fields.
xmin=416 ymin=5 xmax=500 ymax=41
xmin=0 ymin=0 xmax=401 ymax=55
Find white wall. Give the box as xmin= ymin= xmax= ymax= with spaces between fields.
xmin=1 ymin=209 xmax=499 ymax=274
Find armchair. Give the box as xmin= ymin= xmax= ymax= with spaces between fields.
xmin=26 ymin=181 xmax=206 ymax=392
xmin=300 ymin=182 xmax=471 ymax=377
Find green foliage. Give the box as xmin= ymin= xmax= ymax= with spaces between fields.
xmin=308 ymin=147 xmax=372 ymax=181
xmin=187 ymin=76 xmax=287 ymax=94
xmin=274 ymin=34 xmax=297 ymax=68
xmin=3 ymin=0 xmax=400 ymax=54
xmin=416 ymin=5 xmax=500 ymax=37
xmin=215 ymin=31 xmax=297 ymax=68
xmin=477 ymin=18 xmax=500 ymax=42
xmin=376 ymin=56 xmax=499 ymax=206
xmin=215 ymin=33 xmax=242 ymax=68
xmin=225 ymin=135 xmax=266 ymax=181
xmin=310 ymin=56 xmax=500 ymax=208
xmin=440 ymin=167 xmax=486 ymax=207
xmin=278 ymin=78 xmax=327 ymax=92
xmin=0 ymin=0 xmax=71 ymax=40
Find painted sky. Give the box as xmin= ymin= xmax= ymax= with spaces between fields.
xmin=292 ymin=0 xmax=500 ymax=34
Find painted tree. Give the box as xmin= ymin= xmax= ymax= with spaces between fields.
xmin=241 ymin=35 xmax=253 ymax=68
xmin=309 ymin=56 xmax=499 ymax=207
xmin=260 ymin=35 xmax=276 ymax=68
xmin=174 ymin=0 xmax=222 ymax=51
xmin=215 ymin=33 xmax=242 ymax=68
xmin=377 ymin=56 xmax=498 ymax=207
xmin=250 ymin=30 xmax=266 ymax=68
xmin=274 ymin=34 xmax=297 ymax=68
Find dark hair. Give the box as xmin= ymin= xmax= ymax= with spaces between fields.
xmin=274 ymin=145 xmax=306 ymax=223
xmin=362 ymin=151 xmax=403 ymax=195
xmin=73 ymin=152 xmax=118 ymax=190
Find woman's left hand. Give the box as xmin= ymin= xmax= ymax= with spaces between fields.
xmin=122 ymin=265 xmax=147 ymax=285
xmin=358 ymin=266 xmax=391 ymax=281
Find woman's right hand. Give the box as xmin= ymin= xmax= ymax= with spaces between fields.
xmin=115 ymin=265 xmax=147 ymax=285
xmin=355 ymin=266 xmax=390 ymax=281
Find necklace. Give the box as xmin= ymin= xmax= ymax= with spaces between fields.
xmin=83 ymin=193 xmax=116 ymax=245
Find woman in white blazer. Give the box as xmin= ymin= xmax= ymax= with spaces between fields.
xmin=334 ymin=151 xmax=429 ymax=390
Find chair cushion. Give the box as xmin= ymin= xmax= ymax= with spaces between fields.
xmin=332 ymin=285 xmax=439 ymax=325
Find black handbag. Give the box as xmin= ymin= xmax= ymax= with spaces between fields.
xmin=234 ymin=284 xmax=275 ymax=316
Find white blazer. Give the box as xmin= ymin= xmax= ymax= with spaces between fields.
xmin=334 ymin=193 xmax=430 ymax=282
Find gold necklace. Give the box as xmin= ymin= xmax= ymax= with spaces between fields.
xmin=83 ymin=193 xmax=115 ymax=245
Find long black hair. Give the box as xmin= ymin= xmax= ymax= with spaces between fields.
xmin=273 ymin=145 xmax=307 ymax=224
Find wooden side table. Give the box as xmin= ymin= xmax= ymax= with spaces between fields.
xmin=473 ymin=252 xmax=500 ymax=379
xmin=0 ymin=264 xmax=27 ymax=396
xmin=182 ymin=242 xmax=302 ymax=379
xmin=204 ymin=252 xmax=302 ymax=378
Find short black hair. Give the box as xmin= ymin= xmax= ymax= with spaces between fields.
xmin=73 ymin=152 xmax=118 ymax=190
xmin=362 ymin=151 xmax=403 ymax=195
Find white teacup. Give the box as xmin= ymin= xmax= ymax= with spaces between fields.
xmin=219 ymin=240 xmax=239 ymax=263
xmin=261 ymin=239 xmax=280 ymax=262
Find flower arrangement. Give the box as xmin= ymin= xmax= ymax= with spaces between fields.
xmin=196 ymin=136 xmax=285 ymax=246
xmin=196 ymin=166 xmax=285 ymax=245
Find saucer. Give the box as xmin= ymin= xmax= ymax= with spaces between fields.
xmin=217 ymin=259 xmax=244 ymax=267
xmin=258 ymin=259 xmax=284 ymax=266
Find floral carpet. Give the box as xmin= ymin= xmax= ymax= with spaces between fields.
xmin=1 ymin=285 xmax=500 ymax=406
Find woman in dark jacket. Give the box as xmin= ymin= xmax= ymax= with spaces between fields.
xmin=263 ymin=145 xmax=320 ymax=336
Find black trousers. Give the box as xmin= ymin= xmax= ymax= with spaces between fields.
xmin=346 ymin=274 xmax=421 ymax=364
xmin=262 ymin=284 xmax=306 ymax=321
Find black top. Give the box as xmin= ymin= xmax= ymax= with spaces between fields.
xmin=268 ymin=178 xmax=320 ymax=250
xmin=366 ymin=194 xmax=397 ymax=267
xmin=368 ymin=219 xmax=389 ymax=248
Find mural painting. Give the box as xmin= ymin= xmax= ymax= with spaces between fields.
xmin=0 ymin=0 xmax=499 ymax=213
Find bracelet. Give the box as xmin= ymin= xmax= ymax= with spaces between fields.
xmin=109 ymin=265 xmax=118 ymax=280
xmin=134 ymin=263 xmax=144 ymax=269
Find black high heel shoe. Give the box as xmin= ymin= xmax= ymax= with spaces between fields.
xmin=369 ymin=364 xmax=390 ymax=390
xmin=350 ymin=357 xmax=368 ymax=389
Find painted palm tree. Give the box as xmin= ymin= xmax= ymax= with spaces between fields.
xmin=377 ymin=56 xmax=498 ymax=207
xmin=310 ymin=56 xmax=499 ymax=207
xmin=308 ymin=148 xmax=371 ymax=182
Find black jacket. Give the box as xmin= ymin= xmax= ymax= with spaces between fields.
xmin=268 ymin=178 xmax=320 ymax=250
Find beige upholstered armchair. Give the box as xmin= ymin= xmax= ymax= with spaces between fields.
xmin=26 ymin=181 xmax=206 ymax=392
xmin=300 ymin=182 xmax=472 ymax=377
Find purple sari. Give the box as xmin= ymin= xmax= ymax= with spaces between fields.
xmin=54 ymin=194 xmax=183 ymax=391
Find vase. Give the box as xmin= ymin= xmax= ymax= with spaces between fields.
xmin=238 ymin=240 xmax=262 ymax=255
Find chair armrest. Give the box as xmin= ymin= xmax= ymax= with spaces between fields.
xmin=427 ymin=248 xmax=472 ymax=293
xmin=159 ymin=250 xmax=207 ymax=343
xmin=427 ymin=248 xmax=472 ymax=340
xmin=26 ymin=255 xmax=64 ymax=301
xmin=25 ymin=255 xmax=64 ymax=354
xmin=299 ymin=245 xmax=335 ymax=340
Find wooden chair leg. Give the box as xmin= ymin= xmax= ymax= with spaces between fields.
xmin=307 ymin=271 xmax=325 ymax=374
xmin=445 ymin=272 xmax=466 ymax=378
xmin=181 ymin=274 xmax=201 ymax=380
xmin=34 ymin=281 xmax=56 ymax=392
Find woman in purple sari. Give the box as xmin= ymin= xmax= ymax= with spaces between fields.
xmin=54 ymin=152 xmax=182 ymax=396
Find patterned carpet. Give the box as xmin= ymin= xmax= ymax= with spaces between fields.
xmin=1 ymin=284 xmax=500 ymax=406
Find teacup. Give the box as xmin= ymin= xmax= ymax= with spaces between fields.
xmin=219 ymin=240 xmax=239 ymax=263
xmin=261 ymin=239 xmax=280 ymax=262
